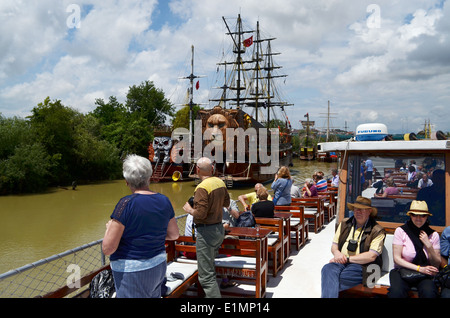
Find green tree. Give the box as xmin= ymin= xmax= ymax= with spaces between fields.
xmin=0 ymin=115 xmax=55 ymax=193
xmin=91 ymin=96 xmax=126 ymax=126
xmin=171 ymin=105 xmax=202 ymax=130
xmin=28 ymin=97 xmax=80 ymax=184
xmin=126 ymin=80 xmax=174 ymax=126
xmin=0 ymin=143 xmax=54 ymax=193
xmin=0 ymin=115 xmax=34 ymax=159
xmin=72 ymin=114 xmax=122 ymax=180
xmin=91 ymin=96 xmax=153 ymax=158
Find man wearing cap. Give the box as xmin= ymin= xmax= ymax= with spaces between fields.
xmin=388 ymin=200 xmax=440 ymax=298
xmin=321 ymin=196 xmax=386 ymax=298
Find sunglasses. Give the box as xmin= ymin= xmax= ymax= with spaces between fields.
xmin=410 ymin=213 xmax=427 ymax=218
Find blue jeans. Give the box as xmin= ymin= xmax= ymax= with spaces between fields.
xmin=321 ymin=263 xmax=363 ymax=298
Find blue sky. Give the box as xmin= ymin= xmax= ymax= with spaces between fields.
xmin=1 ymin=0 xmax=450 ymax=134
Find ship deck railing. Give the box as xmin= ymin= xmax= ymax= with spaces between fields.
xmin=0 ymin=214 xmax=190 ymax=298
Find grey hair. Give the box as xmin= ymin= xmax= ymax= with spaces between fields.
xmin=123 ymin=154 xmax=153 ymax=189
xmin=304 ymin=178 xmax=314 ymax=185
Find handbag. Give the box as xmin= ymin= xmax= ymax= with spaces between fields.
xmin=236 ymin=210 xmax=256 ymax=227
xmin=434 ymin=265 xmax=450 ymax=289
xmin=399 ymin=268 xmax=429 ymax=284
xmin=89 ymin=269 xmax=115 ymax=298
xmin=272 ymin=197 xmax=278 ymax=205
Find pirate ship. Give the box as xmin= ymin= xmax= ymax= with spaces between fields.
xmin=187 ymin=14 xmax=294 ymax=187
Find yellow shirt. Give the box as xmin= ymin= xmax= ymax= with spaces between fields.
xmin=245 ymin=192 xmax=273 ymax=205
xmin=333 ymin=222 xmax=385 ymax=257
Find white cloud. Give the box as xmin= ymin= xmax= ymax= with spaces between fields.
xmin=0 ymin=0 xmax=449 ymax=134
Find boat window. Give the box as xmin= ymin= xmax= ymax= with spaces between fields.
xmin=345 ymin=154 xmax=446 ymax=226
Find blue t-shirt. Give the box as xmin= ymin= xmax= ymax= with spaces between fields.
xmin=109 ymin=193 xmax=175 ymax=262
xmin=365 ymin=159 xmax=373 ymax=172
xmin=440 ymin=226 xmax=450 ymax=264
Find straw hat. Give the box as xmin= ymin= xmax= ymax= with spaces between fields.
xmin=347 ymin=196 xmax=377 ymax=217
xmin=407 ymin=200 xmax=432 ymax=216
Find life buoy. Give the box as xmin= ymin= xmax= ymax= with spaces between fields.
xmin=172 ymin=171 xmax=181 ymax=182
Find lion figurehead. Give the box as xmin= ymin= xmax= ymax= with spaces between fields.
xmin=205 ymin=114 xmax=229 ymax=146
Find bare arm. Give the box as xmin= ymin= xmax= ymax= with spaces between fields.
xmin=166 ymin=217 xmax=180 ymax=241
xmin=237 ymin=194 xmax=249 ymax=211
xmin=420 ymin=231 xmax=441 ymax=268
xmin=330 ymin=243 xmax=379 ymax=265
xmin=102 ymin=219 xmax=125 ymax=256
xmin=393 ymin=244 xmax=439 ymax=275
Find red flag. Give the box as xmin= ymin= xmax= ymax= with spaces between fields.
xmin=243 ymin=36 xmax=253 ymax=47
xmin=196 ymin=81 xmax=199 ymax=90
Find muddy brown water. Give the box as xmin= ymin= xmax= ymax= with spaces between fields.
xmin=0 ymin=159 xmax=334 ymax=274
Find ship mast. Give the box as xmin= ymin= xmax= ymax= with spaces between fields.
xmin=180 ymin=45 xmax=204 ymax=146
xmin=211 ymin=15 xmax=293 ymax=128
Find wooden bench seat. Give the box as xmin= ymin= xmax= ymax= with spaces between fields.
xmin=339 ymin=234 xmax=418 ymax=298
xmin=275 ymin=206 xmax=309 ymax=250
xmin=255 ymin=217 xmax=284 ymax=277
xmin=165 ymin=239 xmax=202 ymax=298
xmin=319 ymin=191 xmax=337 ymax=223
xmin=164 ymin=261 xmax=200 ymax=298
xmin=174 ymin=234 xmax=269 ymax=298
xmin=291 ymin=197 xmax=325 ymax=233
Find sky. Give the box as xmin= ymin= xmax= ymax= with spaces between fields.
xmin=1 ymin=0 xmax=450 ymax=134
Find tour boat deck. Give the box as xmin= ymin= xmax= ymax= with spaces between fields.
xmin=266 ymin=219 xmax=335 ymax=298
xmin=222 ymin=218 xmax=336 ymax=298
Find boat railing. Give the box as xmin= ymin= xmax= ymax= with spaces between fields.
xmin=0 ymin=214 xmax=190 ymax=298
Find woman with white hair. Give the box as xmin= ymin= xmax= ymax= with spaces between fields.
xmin=102 ymin=154 xmax=179 ymax=298
xmin=302 ymin=178 xmax=318 ymax=197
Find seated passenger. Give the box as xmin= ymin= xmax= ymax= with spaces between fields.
xmin=251 ymin=186 xmax=275 ymax=218
xmin=314 ymin=171 xmax=328 ymax=192
xmin=321 ymin=196 xmax=385 ymax=298
xmin=387 ymin=200 xmax=440 ymax=298
xmin=374 ymin=177 xmax=399 ymax=197
xmin=417 ymin=169 xmax=445 ymax=225
xmin=417 ymin=173 xmax=433 ymax=189
xmin=238 ymin=183 xmax=273 ymax=211
xmin=440 ymin=226 xmax=450 ymax=298
xmin=330 ymin=168 xmax=339 ymax=187
xmin=303 ymin=178 xmax=318 ymax=197
xmin=290 ymin=182 xmax=302 ymax=198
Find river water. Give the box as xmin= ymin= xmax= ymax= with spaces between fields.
xmin=0 ymin=159 xmax=334 ymax=274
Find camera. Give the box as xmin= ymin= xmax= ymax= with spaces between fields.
xmin=188 ymin=196 xmax=194 ymax=208
xmin=347 ymin=239 xmax=358 ymax=252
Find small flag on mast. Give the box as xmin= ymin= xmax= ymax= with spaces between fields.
xmin=243 ymin=36 xmax=253 ymax=47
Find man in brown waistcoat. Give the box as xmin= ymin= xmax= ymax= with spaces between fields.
xmin=321 ymin=196 xmax=386 ymax=298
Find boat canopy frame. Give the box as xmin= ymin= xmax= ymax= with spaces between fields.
xmin=318 ymin=139 xmax=450 ymax=233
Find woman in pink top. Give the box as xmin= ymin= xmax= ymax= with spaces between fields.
xmin=388 ymin=201 xmax=441 ymax=298
xmin=374 ymin=178 xmax=399 ymax=198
